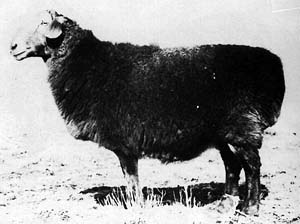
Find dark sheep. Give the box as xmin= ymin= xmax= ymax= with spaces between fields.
xmin=10 ymin=10 xmax=285 ymax=215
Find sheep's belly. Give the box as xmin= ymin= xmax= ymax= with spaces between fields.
xmin=139 ymin=133 xmax=213 ymax=162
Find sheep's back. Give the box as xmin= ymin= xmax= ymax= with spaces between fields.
xmin=130 ymin=45 xmax=284 ymax=127
xmin=120 ymin=45 xmax=284 ymax=159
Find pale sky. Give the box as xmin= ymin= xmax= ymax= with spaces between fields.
xmin=0 ymin=0 xmax=299 ymax=141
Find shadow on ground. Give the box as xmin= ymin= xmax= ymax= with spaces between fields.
xmin=80 ymin=182 xmax=268 ymax=208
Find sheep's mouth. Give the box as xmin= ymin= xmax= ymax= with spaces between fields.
xmin=12 ymin=51 xmax=27 ymax=61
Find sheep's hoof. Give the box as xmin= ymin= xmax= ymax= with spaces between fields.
xmin=238 ymin=200 xmax=259 ymax=216
xmin=241 ymin=206 xmax=259 ymax=216
xmin=215 ymin=194 xmax=240 ymax=214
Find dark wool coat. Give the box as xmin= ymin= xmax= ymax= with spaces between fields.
xmin=46 ymin=18 xmax=285 ymax=162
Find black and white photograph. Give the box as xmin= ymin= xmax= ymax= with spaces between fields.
xmin=0 ymin=0 xmax=299 ymax=223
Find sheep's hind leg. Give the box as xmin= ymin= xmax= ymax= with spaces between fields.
xmin=221 ymin=110 xmax=263 ymax=215
xmin=116 ymin=150 xmax=142 ymax=205
xmin=215 ymin=143 xmax=242 ymax=213
xmin=234 ymin=145 xmax=261 ymax=216
xmin=218 ymin=143 xmax=242 ymax=196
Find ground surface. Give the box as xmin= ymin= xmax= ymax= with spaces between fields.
xmin=0 ymin=127 xmax=299 ymax=223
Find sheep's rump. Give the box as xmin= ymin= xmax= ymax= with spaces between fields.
xmin=58 ymin=41 xmax=284 ymax=161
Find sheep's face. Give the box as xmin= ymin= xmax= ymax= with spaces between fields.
xmin=10 ymin=10 xmax=66 ymax=61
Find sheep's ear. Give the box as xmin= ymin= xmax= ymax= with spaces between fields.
xmin=44 ymin=19 xmax=63 ymax=39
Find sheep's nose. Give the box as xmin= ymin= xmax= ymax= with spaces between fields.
xmin=10 ymin=43 xmax=18 ymax=50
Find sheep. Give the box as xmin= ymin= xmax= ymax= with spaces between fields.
xmin=10 ymin=10 xmax=285 ymax=215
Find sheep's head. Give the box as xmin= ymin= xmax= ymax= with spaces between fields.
xmin=10 ymin=10 xmax=67 ymax=61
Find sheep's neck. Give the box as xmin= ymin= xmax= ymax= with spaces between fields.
xmin=46 ymin=28 xmax=125 ymax=128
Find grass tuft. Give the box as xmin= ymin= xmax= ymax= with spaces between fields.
xmin=91 ymin=186 xmax=265 ymax=224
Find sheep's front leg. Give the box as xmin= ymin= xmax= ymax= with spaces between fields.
xmin=115 ymin=150 xmax=142 ymax=204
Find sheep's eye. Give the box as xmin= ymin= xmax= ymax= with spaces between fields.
xmin=40 ymin=20 xmax=48 ymax=25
